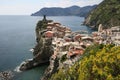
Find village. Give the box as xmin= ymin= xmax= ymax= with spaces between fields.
xmin=39 ymin=18 xmax=120 ymax=68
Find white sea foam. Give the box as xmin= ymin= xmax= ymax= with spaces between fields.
xmin=14 ymin=66 xmax=22 ymax=72
xmin=14 ymin=58 xmax=33 ymax=72
xmin=29 ymin=48 xmax=34 ymax=52
xmin=27 ymin=58 xmax=33 ymax=61
xmin=14 ymin=61 xmax=26 ymax=72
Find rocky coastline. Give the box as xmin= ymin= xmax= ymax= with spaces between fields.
xmin=18 ymin=15 xmax=120 ymax=80
xmin=19 ymin=16 xmax=54 ymax=71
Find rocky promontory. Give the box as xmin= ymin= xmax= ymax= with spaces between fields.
xmin=19 ymin=15 xmax=120 ymax=80
xmin=19 ymin=16 xmax=54 ymax=71
xmin=19 ymin=15 xmax=94 ymax=79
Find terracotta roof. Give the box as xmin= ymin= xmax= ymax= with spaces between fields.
xmin=45 ymin=31 xmax=54 ymax=38
xmin=73 ymin=50 xmax=84 ymax=55
xmin=68 ymin=48 xmax=84 ymax=56
xmin=74 ymin=34 xmax=81 ymax=41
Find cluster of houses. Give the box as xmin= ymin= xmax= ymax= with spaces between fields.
xmin=92 ymin=24 xmax=120 ymax=46
xmin=38 ymin=16 xmax=120 ymax=71
xmin=44 ymin=21 xmax=120 ymax=61
xmin=43 ymin=21 xmax=95 ymax=60
xmin=38 ymin=15 xmax=119 ymax=63
xmin=41 ymin=17 xmax=120 ymax=68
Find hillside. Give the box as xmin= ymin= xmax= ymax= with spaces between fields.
xmin=84 ymin=0 xmax=120 ymax=29
xmin=31 ymin=5 xmax=97 ymax=17
xmin=49 ymin=44 xmax=120 ymax=80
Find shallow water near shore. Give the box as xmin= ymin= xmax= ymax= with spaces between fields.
xmin=0 ymin=15 xmax=93 ymax=80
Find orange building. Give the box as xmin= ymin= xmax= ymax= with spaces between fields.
xmin=68 ymin=47 xmax=84 ymax=57
xmin=45 ymin=31 xmax=54 ymax=38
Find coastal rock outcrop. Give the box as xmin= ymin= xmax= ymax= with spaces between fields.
xmin=0 ymin=71 xmax=13 ymax=80
xmin=19 ymin=16 xmax=54 ymax=71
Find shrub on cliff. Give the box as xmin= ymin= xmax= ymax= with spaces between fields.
xmin=49 ymin=44 xmax=120 ymax=80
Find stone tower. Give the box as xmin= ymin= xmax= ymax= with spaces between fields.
xmin=98 ymin=24 xmax=103 ymax=32
xmin=42 ymin=15 xmax=47 ymax=21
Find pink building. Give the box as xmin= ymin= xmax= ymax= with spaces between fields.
xmin=45 ymin=31 xmax=54 ymax=38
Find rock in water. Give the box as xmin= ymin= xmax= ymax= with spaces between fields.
xmin=0 ymin=71 xmax=14 ymax=80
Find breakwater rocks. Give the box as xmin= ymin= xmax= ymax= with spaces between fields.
xmin=0 ymin=71 xmax=13 ymax=80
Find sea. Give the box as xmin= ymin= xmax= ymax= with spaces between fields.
xmin=0 ymin=15 xmax=93 ymax=80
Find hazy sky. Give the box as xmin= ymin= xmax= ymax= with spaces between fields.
xmin=0 ymin=0 xmax=103 ymax=15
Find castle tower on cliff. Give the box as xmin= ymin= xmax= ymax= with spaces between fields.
xmin=42 ymin=15 xmax=47 ymax=21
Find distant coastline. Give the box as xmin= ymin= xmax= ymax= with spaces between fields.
xmin=31 ymin=5 xmax=97 ymax=17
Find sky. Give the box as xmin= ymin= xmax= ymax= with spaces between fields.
xmin=0 ymin=0 xmax=103 ymax=15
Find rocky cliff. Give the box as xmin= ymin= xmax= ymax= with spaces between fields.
xmin=39 ymin=18 xmax=94 ymax=80
xmin=84 ymin=0 xmax=120 ymax=29
xmin=19 ymin=16 xmax=54 ymax=71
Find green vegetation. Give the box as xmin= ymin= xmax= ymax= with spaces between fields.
xmin=85 ymin=0 xmax=120 ymax=29
xmin=60 ymin=54 xmax=67 ymax=63
xmin=49 ymin=44 xmax=120 ymax=80
xmin=36 ymin=20 xmax=48 ymax=30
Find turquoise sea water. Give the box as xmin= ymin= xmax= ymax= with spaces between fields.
xmin=0 ymin=16 xmax=93 ymax=80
